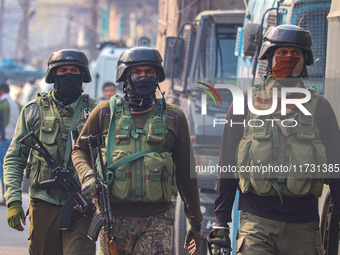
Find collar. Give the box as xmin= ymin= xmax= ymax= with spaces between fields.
xmin=49 ymin=89 xmax=82 ymax=112
xmin=130 ymin=104 xmax=155 ymax=114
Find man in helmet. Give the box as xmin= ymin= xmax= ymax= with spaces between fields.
xmin=4 ymin=49 xmax=97 ymax=255
xmin=72 ymin=47 xmax=203 ymax=254
xmin=210 ymin=24 xmax=340 ymax=254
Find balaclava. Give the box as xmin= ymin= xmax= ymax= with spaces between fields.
xmin=54 ymin=69 xmax=83 ymax=105
xmin=124 ymin=70 xmax=159 ymax=111
xmin=271 ymin=55 xmax=304 ymax=80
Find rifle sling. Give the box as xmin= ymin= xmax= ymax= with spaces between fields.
xmin=107 ymin=147 xmax=169 ymax=171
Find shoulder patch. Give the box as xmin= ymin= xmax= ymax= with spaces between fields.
xmin=167 ymin=110 xmax=181 ymax=121
xmin=99 ymin=107 xmax=110 ymax=116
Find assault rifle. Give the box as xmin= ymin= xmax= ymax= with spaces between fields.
xmin=81 ymin=134 xmax=118 ymax=255
xmin=19 ymin=131 xmax=96 ymax=230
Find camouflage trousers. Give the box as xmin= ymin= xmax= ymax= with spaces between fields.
xmin=98 ymin=208 xmax=174 ymax=255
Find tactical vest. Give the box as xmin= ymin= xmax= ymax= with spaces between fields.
xmin=27 ymin=92 xmax=93 ymax=188
xmin=98 ymin=96 xmax=177 ymax=203
xmin=236 ymin=86 xmax=327 ymax=201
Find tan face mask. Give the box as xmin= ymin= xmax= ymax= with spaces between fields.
xmin=271 ymin=56 xmax=304 ymax=79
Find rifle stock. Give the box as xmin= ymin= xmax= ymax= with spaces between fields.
xmin=105 ymin=233 xmax=119 ymax=255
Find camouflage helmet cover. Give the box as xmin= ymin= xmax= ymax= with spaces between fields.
xmin=258 ymin=24 xmax=314 ymax=65
xmin=116 ymin=47 xmax=165 ymax=83
xmin=45 ymin=49 xmax=92 ymax=83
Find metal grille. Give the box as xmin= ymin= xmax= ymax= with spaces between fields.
xmin=181 ymin=26 xmax=194 ymax=89
xmin=290 ymin=0 xmax=331 ymax=92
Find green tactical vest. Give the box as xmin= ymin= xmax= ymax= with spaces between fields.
xmin=27 ymin=91 xmax=94 ymax=189
xmin=236 ymin=85 xmax=327 ymax=200
xmin=98 ymin=96 xmax=177 ymax=203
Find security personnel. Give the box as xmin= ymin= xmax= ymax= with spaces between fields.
xmin=72 ymin=47 xmax=203 ymax=255
xmin=4 ymin=49 xmax=97 ymax=255
xmin=211 ymin=25 xmax=340 ymax=254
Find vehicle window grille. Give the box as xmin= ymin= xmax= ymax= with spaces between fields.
xmin=290 ymin=0 xmax=331 ymax=93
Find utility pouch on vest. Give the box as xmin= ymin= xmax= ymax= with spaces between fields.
xmin=249 ymin=135 xmax=274 ymax=194
xmin=40 ymin=117 xmax=59 ymax=144
xmin=38 ymin=116 xmax=59 ymax=183
xmin=143 ymin=151 xmax=174 ymax=202
xmin=106 ymin=96 xmax=176 ymax=203
xmin=236 ymin=139 xmax=252 ymax=193
xmin=116 ymin=115 xmax=132 ymax=144
xmin=237 ymin=86 xmax=326 ymax=198
xmin=109 ymin=150 xmax=133 ymax=200
xmin=146 ymin=116 xmax=165 ymax=145
xmin=287 ymin=141 xmax=326 ymax=196
xmin=27 ymin=149 xmax=41 ymax=188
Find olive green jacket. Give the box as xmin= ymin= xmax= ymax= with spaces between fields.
xmin=4 ymin=89 xmax=96 ymax=206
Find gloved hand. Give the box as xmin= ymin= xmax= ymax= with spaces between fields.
xmin=81 ymin=170 xmax=97 ymax=199
xmin=7 ymin=201 xmax=26 ymax=231
xmin=207 ymin=224 xmax=231 ymax=255
xmin=184 ymin=224 xmax=202 ymax=255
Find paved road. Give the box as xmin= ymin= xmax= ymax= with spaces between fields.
xmin=0 ymin=192 xmax=99 ymax=255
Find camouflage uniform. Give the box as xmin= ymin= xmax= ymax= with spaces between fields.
xmin=99 ymin=209 xmax=175 ymax=255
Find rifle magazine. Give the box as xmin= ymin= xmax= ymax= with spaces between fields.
xmin=59 ymin=198 xmax=77 ymax=230
xmin=88 ymin=212 xmax=104 ymax=241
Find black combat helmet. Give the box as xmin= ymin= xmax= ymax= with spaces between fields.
xmin=116 ymin=47 xmax=165 ymax=83
xmin=258 ymin=24 xmax=314 ymax=65
xmin=45 ymin=49 xmax=92 ymax=83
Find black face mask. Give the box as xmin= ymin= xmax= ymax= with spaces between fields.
xmin=54 ymin=73 xmax=83 ymax=105
xmin=125 ymin=76 xmax=158 ymax=111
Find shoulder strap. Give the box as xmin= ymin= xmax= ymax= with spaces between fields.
xmin=37 ymin=92 xmax=50 ymax=110
xmin=27 ymin=102 xmax=40 ymax=130
xmin=63 ymin=98 xmax=84 ymax=167
xmin=107 ymin=96 xmax=117 ymax=166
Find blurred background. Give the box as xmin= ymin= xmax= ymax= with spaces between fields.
xmin=0 ymin=0 xmax=159 ymax=104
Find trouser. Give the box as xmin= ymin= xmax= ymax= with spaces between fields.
xmin=0 ymin=138 xmax=11 ymax=199
xmin=28 ymin=198 xmax=96 ymax=255
xmin=236 ymin=211 xmax=324 ymax=255
xmin=98 ymin=208 xmax=175 ymax=255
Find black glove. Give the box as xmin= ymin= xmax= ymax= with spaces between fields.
xmin=184 ymin=224 xmax=202 ymax=254
xmin=207 ymin=224 xmax=231 ymax=255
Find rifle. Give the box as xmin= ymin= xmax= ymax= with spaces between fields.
xmin=82 ymin=134 xmax=118 ymax=255
xmin=19 ymin=131 xmax=96 ymax=230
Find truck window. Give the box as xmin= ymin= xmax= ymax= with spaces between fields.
xmin=196 ymin=23 xmax=240 ymax=79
